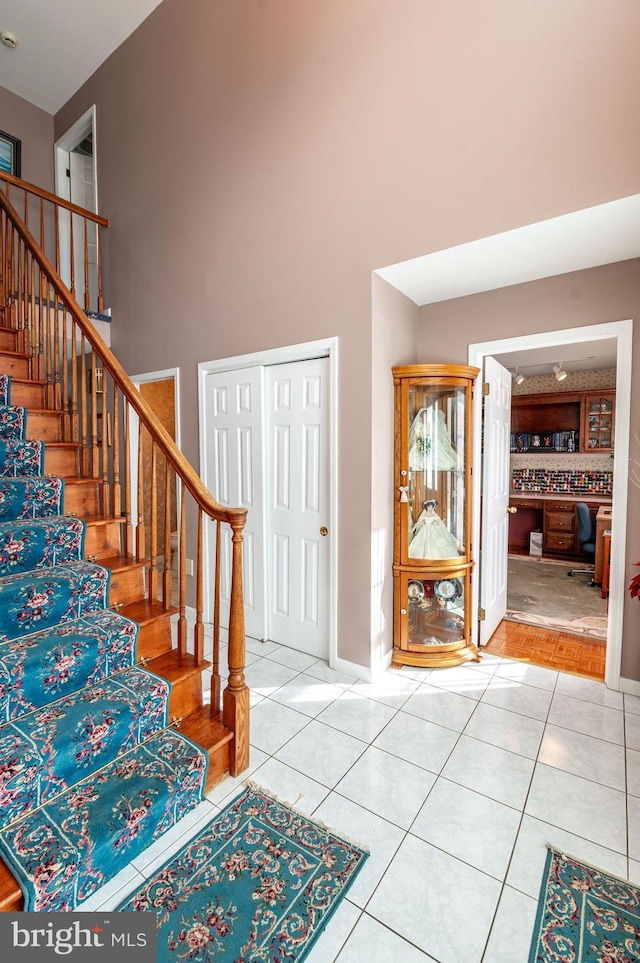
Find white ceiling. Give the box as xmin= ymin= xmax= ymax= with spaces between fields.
xmin=0 ymin=0 xmax=164 ymax=113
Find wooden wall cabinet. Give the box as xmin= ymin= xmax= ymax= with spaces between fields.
xmin=511 ymin=389 xmax=615 ymax=453
xmin=392 ymin=364 xmax=480 ymax=668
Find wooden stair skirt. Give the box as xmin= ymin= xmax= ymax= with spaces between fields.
xmin=0 ymin=331 xmax=236 ymax=912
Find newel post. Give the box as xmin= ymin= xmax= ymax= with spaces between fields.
xmin=223 ymin=510 xmax=249 ymax=776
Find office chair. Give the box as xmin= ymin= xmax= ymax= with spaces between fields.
xmin=567 ymin=502 xmax=596 ymax=585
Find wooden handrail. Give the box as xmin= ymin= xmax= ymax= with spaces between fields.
xmin=0 ymin=171 xmax=109 ymax=227
xmin=0 ymin=187 xmax=245 ymax=530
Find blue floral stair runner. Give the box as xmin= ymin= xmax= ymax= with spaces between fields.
xmin=0 ymin=376 xmax=209 ymax=912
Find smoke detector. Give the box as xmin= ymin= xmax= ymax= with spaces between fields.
xmin=0 ymin=31 xmax=19 ymax=49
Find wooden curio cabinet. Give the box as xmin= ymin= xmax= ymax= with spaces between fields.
xmin=392 ymin=365 xmax=480 ymax=668
xmin=582 ymin=391 xmax=615 ymax=452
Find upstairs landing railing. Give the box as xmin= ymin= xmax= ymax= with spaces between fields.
xmin=0 ymin=179 xmax=249 ymax=776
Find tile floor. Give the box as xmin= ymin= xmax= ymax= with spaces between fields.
xmin=78 ymin=626 xmax=640 ymax=963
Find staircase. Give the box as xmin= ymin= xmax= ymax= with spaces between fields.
xmin=0 ymin=175 xmax=249 ymax=911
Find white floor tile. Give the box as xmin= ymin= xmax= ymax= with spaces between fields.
xmin=626 ymin=711 xmax=640 ymax=750
xmin=317 ymin=690 xmax=397 ymax=743
xmin=269 ymin=673 xmax=345 ymax=717
xmin=373 ymin=709 xmax=459 ymax=774
xmin=480 ymin=676 xmax=553 ymax=721
xmin=402 ymin=682 xmax=478 ymax=731
xmin=336 ymin=913 xmax=434 ymax=962
xmin=628 ymin=794 xmax=640 ymax=862
xmin=250 ymin=757 xmax=330 ymax=814
xmin=441 ymin=734 xmax=535 ymax=809
xmin=205 ymin=746 xmax=269 ymax=805
xmin=555 ymin=673 xmax=623 ymax=709
xmin=335 ymin=745 xmax=436 ymax=829
xmin=538 ymin=723 xmax=626 ymax=790
xmin=482 ymin=885 xmax=537 ymax=963
xmin=525 ymin=763 xmax=627 ymax=853
xmin=275 ymin=718 xmax=368 ymax=788
xmin=244 ymin=658 xmax=301 ymax=696
xmin=426 ymin=664 xmax=491 ymax=700
xmin=506 ymin=813 xmax=628 ymax=899
xmin=267 ymin=646 xmax=320 ymax=672
xmin=624 ymin=692 xmax=640 ymax=716
xmin=548 ymin=692 xmax=624 ymax=744
xmin=367 ymin=834 xmax=501 ymax=963
xmin=628 ymin=747 xmax=640 ymax=797
xmin=463 ymin=700 xmax=544 ymax=760
xmin=304 ymin=661 xmax=357 ymax=688
xmin=350 ymin=670 xmax=419 ymax=709
xmin=493 ymin=659 xmax=558 ymax=691
xmin=305 ymin=899 xmax=361 ymax=963
xmin=249 ymin=698 xmax=310 ymax=754
xmin=312 ymin=793 xmax=405 ymax=909
xmin=411 ymin=777 xmax=521 ymax=879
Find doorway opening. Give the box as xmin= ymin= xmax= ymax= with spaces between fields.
xmin=54 ymin=106 xmax=99 ymax=312
xmin=469 ymin=319 xmax=632 ymax=690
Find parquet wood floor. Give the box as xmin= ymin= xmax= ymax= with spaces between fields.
xmin=484 ymin=619 xmax=605 ymax=680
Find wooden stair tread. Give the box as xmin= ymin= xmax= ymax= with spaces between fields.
xmin=0 ymin=857 xmax=21 ymax=912
xmin=83 ymin=515 xmax=125 ymax=527
xmin=0 ymin=349 xmax=29 ymax=361
xmin=147 ymin=651 xmax=211 ymax=685
xmin=179 ymin=707 xmax=234 ymax=750
xmin=99 ymin=553 xmax=146 ymax=572
xmin=118 ymin=598 xmax=178 ymax=625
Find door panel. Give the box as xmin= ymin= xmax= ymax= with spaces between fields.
xmin=480 ymin=356 xmax=512 ymax=645
xmin=266 ymin=359 xmax=329 ymax=657
xmin=204 ymin=366 xmax=266 ymax=641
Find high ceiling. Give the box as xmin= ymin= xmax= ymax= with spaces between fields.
xmin=0 ymin=0 xmax=164 ymax=113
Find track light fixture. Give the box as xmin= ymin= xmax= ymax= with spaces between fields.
xmin=512 ymin=367 xmax=525 ymax=386
xmin=553 ymin=363 xmax=568 ymax=382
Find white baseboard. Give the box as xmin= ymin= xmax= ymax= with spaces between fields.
xmin=619 ymin=676 xmax=640 ymax=697
xmin=332 ymin=656 xmax=374 ymax=683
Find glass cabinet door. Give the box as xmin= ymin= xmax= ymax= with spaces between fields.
xmin=404 ymin=382 xmax=467 ymax=563
xmin=403 ymin=574 xmax=466 ymax=651
xmin=586 ymin=395 xmax=614 ymax=451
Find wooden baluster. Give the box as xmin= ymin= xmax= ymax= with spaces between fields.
xmin=69 ymin=316 xmax=78 ymax=445
xmin=17 ymin=233 xmax=24 ymax=353
xmin=194 ymin=508 xmax=204 ymax=665
xmin=223 ymin=514 xmax=249 ymax=776
xmin=29 ymin=253 xmax=37 ymax=375
xmin=177 ymin=494 xmax=187 ymax=656
xmin=136 ymin=420 xmax=146 ymax=561
xmin=210 ymin=520 xmax=222 ymax=715
xmin=61 ymin=308 xmax=69 ymax=438
xmin=97 ymin=226 xmax=104 ymax=314
xmin=54 ymin=204 xmax=60 ymax=277
xmin=124 ymin=399 xmax=134 ymax=556
xmin=80 ymin=333 xmax=88 ymax=474
xmin=69 ymin=210 xmax=76 ymax=301
xmin=148 ymin=441 xmax=158 ymax=603
xmin=45 ymin=276 xmax=53 ymax=407
xmin=52 ymin=275 xmax=60 ymax=411
xmin=162 ymin=459 xmax=172 ymax=610
xmin=112 ymin=383 xmax=121 ymax=518
xmin=37 ymin=200 xmax=45 ymax=381
xmin=100 ymin=367 xmax=110 ymax=513
xmin=83 ymin=217 xmax=90 ymax=311
xmin=90 ymin=353 xmax=99 ymax=477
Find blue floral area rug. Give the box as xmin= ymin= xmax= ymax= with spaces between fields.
xmin=0 ymin=439 xmax=45 ymax=477
xmin=0 ymin=374 xmax=9 ymax=406
xmin=0 ymin=728 xmax=208 ymax=911
xmin=0 ymin=475 xmax=64 ymax=519
xmin=0 ymin=610 xmax=139 ymax=723
xmin=529 ymin=848 xmax=640 ymax=961
xmin=0 ymin=560 xmax=110 ymax=642
xmin=0 ymin=516 xmax=85 ymax=575
xmin=0 ymin=404 xmax=27 ymax=440
xmin=0 ymin=667 xmax=170 ymax=829
xmin=118 ymin=783 xmax=369 ymax=963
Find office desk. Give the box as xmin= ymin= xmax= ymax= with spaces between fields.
xmin=595 ymin=506 xmax=612 ymax=584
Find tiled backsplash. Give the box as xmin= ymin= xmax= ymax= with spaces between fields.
xmin=512 ymin=468 xmax=613 ymax=495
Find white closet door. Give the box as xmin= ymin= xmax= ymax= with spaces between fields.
xmin=265 ymin=358 xmax=329 ymax=658
xmin=204 ymin=366 xmax=267 ymax=642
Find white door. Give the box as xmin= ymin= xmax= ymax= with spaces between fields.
xmin=204 ymin=366 xmax=267 ymax=642
xmin=265 ymin=359 xmax=329 ymax=658
xmin=69 ymin=150 xmax=98 ymax=309
xmin=479 ymin=356 xmax=512 ymax=645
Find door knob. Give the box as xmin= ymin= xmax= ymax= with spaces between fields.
xmin=320 ymin=527 xmax=328 ymax=536
xmin=506 ymin=506 xmax=518 ymax=514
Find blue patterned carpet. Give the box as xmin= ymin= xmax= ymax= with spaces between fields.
xmin=118 ymin=784 xmax=368 ymax=963
xmin=529 ymin=848 xmax=640 ymax=961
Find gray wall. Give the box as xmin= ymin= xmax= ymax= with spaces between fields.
xmin=53 ymin=0 xmax=640 ymax=671
xmin=0 ymin=85 xmax=54 ymax=189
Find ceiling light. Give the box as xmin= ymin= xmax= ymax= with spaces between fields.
xmin=0 ymin=30 xmax=19 ymax=49
xmin=512 ymin=367 xmax=525 ymax=386
xmin=553 ymin=363 xmax=568 ymax=382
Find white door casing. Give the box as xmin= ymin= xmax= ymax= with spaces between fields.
xmin=479 ymin=356 xmax=512 ymax=645
xmin=203 ymin=366 xmax=267 ymax=643
xmin=265 ymin=358 xmax=329 ymax=658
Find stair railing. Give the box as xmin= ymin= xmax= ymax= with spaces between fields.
xmin=0 ymin=183 xmax=250 ymax=776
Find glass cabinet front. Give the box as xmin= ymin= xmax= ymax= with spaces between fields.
xmin=404 ymin=382 xmax=468 ymax=563
xmin=585 ymin=394 xmax=614 ymax=451
xmin=393 ymin=365 xmax=479 ymax=668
